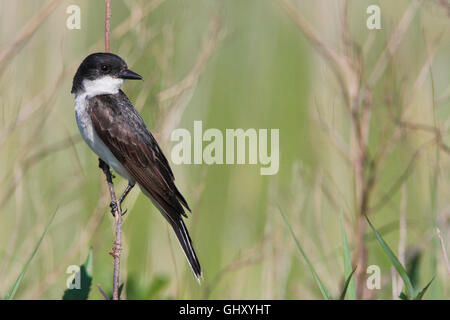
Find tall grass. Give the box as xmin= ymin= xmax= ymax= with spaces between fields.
xmin=0 ymin=0 xmax=448 ymax=299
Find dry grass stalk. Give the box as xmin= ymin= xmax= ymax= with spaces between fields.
xmin=276 ymin=0 xmax=430 ymax=299
xmin=0 ymin=0 xmax=61 ymax=74
xmin=437 ymin=228 xmax=450 ymax=277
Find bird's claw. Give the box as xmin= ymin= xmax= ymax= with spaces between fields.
xmin=109 ymin=201 xmax=119 ymax=216
xmin=109 ymin=200 xmax=127 ymax=217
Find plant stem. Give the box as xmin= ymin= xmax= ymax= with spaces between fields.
xmin=99 ymin=159 xmax=122 ymax=300
xmin=105 ymin=0 xmax=111 ymax=53
xmin=101 ymin=0 xmax=123 ymax=301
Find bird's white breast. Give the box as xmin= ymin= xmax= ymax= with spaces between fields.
xmin=74 ymin=78 xmax=134 ymax=183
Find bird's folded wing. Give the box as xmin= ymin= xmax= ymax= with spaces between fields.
xmin=88 ymin=91 xmax=190 ymax=220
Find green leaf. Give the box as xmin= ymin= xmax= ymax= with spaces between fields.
xmin=406 ymin=250 xmax=421 ymax=288
xmin=399 ymin=292 xmax=408 ymax=300
xmin=279 ymin=206 xmax=330 ymax=300
xmin=414 ymin=277 xmax=434 ymax=300
xmin=62 ymin=249 xmax=93 ymax=300
xmin=7 ymin=207 xmax=58 ymax=300
xmin=339 ymin=267 xmax=356 ymax=300
xmin=118 ymin=283 xmax=124 ymax=300
xmin=339 ymin=208 xmax=356 ymax=300
xmin=365 ymin=215 xmax=416 ymax=298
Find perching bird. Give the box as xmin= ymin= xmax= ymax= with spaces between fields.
xmin=71 ymin=52 xmax=201 ymax=281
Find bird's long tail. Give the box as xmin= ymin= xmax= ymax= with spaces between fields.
xmin=168 ymin=217 xmax=202 ymax=282
xmin=140 ymin=187 xmax=202 ymax=282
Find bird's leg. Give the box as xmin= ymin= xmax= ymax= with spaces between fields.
xmin=110 ymin=182 xmax=135 ymax=216
xmin=99 ymin=158 xmax=120 ymax=217
xmin=119 ymin=182 xmax=135 ymax=204
xmin=99 ymin=159 xmax=134 ymax=216
xmin=98 ymin=158 xmax=108 ymax=172
xmin=98 ymin=158 xmax=115 ymax=178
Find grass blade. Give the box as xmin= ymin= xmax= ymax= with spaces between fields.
xmin=339 ymin=267 xmax=356 ymax=300
xmin=278 ymin=206 xmax=330 ymax=300
xmin=365 ymin=215 xmax=416 ymax=298
xmin=7 ymin=207 xmax=58 ymax=300
xmin=406 ymin=251 xmax=422 ymax=288
xmin=339 ymin=208 xmax=356 ymax=300
xmin=414 ymin=277 xmax=434 ymax=300
xmin=118 ymin=283 xmax=124 ymax=300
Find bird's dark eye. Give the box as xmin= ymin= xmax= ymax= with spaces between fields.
xmin=100 ymin=64 xmax=110 ymax=72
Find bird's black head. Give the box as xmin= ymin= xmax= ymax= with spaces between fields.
xmin=71 ymin=52 xmax=142 ymax=94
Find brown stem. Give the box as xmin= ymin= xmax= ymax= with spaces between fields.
xmin=112 ymin=212 xmax=123 ymax=300
xmin=105 ymin=0 xmax=111 ymax=53
xmin=97 ymin=284 xmax=110 ymax=300
xmin=101 ymin=0 xmax=122 ymax=301
xmin=99 ymin=159 xmax=122 ymax=300
xmin=352 ymin=95 xmax=373 ymax=299
xmin=354 ymin=214 xmax=368 ymax=299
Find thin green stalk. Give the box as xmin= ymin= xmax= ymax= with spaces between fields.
xmin=7 ymin=207 xmax=58 ymax=299
xmin=279 ymin=206 xmax=330 ymax=300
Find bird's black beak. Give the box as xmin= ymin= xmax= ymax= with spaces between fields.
xmin=118 ymin=68 xmax=143 ymax=80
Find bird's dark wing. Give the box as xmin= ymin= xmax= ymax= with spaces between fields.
xmin=88 ymin=90 xmax=190 ymax=215
xmin=87 ymin=90 xmax=201 ymax=279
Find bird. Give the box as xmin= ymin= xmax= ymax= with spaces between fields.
xmin=71 ymin=52 xmax=202 ymax=282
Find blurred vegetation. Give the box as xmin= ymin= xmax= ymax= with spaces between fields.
xmin=0 ymin=0 xmax=449 ymax=299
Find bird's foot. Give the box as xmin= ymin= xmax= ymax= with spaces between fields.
xmin=109 ymin=200 xmax=128 ymax=217
xmin=109 ymin=200 xmax=120 ymax=217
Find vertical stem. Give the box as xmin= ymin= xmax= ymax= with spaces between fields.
xmin=354 ymin=213 xmax=368 ymax=299
xmin=102 ymin=0 xmax=121 ymax=300
xmin=437 ymin=228 xmax=450 ymax=278
xmin=351 ymin=98 xmax=371 ymax=300
xmin=112 ymin=208 xmax=122 ymax=300
xmin=105 ymin=0 xmax=111 ymax=53
xmin=99 ymin=160 xmax=122 ymax=300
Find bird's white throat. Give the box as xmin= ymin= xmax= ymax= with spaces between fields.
xmin=82 ymin=76 xmax=124 ymax=98
xmin=73 ymin=82 xmax=134 ymax=183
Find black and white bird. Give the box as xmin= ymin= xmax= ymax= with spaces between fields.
xmin=71 ymin=52 xmax=202 ymax=281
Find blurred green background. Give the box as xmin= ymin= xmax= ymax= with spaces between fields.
xmin=0 ymin=0 xmax=449 ymax=299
